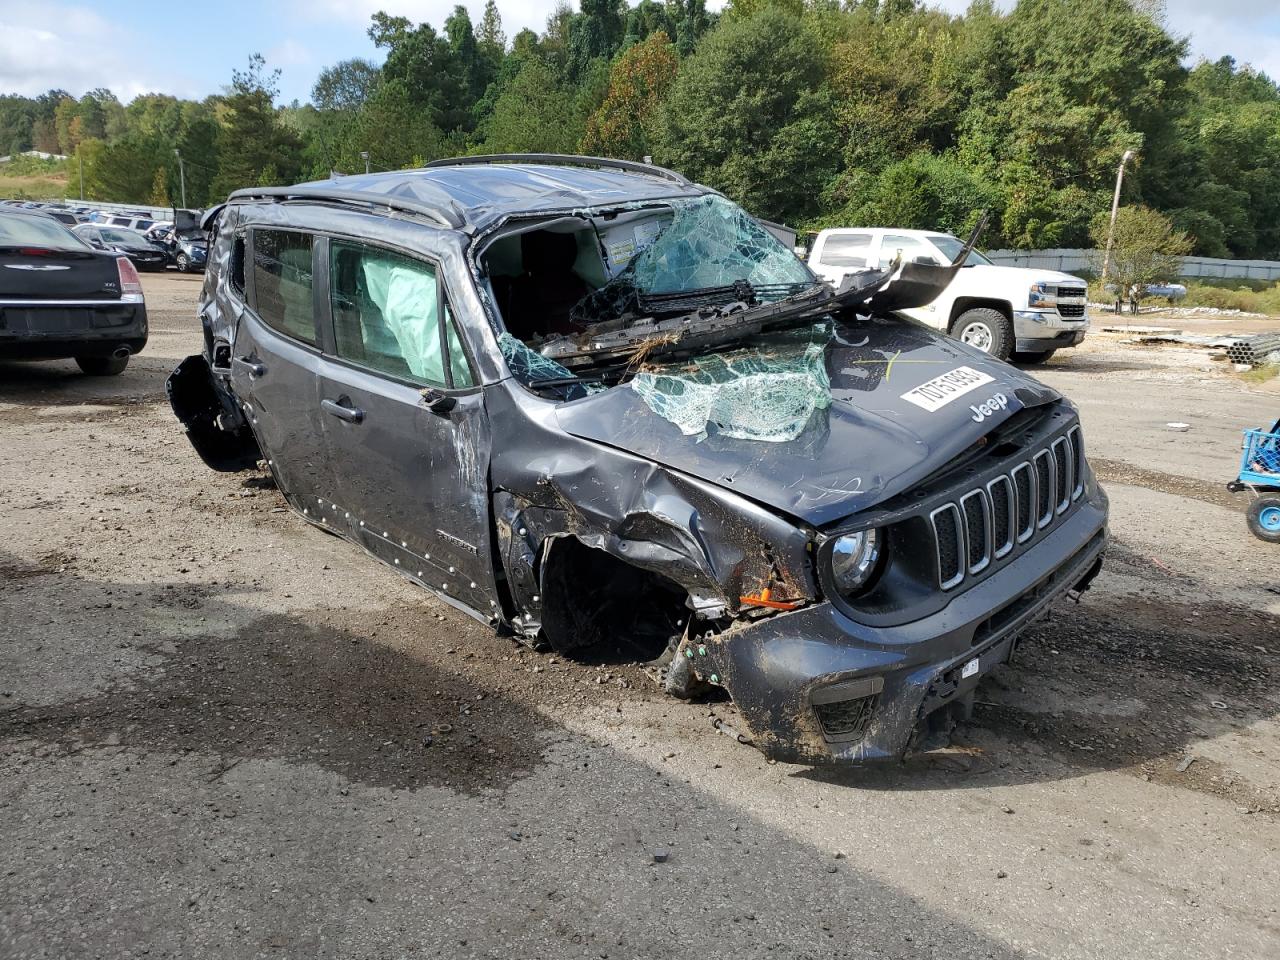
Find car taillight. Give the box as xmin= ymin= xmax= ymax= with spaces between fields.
xmin=116 ymin=256 xmax=144 ymax=302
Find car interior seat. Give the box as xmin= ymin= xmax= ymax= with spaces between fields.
xmin=503 ymin=230 xmax=590 ymax=341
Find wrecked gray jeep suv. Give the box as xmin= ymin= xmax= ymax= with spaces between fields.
xmin=168 ymin=155 xmax=1107 ymax=764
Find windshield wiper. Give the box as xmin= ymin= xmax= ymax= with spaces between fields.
xmin=637 ymin=279 xmax=819 ymax=315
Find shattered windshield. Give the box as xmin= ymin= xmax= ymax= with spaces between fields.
xmin=630 ymin=195 xmax=813 ymax=296
xmin=571 ymin=195 xmax=817 ymax=325
xmin=488 ymin=193 xmax=832 ymax=400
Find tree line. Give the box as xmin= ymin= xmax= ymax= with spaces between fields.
xmin=2 ymin=0 xmax=1278 ymax=259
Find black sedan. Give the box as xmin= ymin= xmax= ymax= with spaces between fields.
xmin=0 ymin=208 xmax=148 ymax=376
xmin=72 ymin=224 xmax=169 ymax=271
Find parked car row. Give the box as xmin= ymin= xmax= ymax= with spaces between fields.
xmin=0 ymin=200 xmax=207 ymax=273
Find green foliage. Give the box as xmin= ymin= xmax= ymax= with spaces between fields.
xmin=820 ymin=152 xmax=996 ymax=236
xmin=1177 ymin=280 xmax=1280 ymax=316
xmin=211 ymin=55 xmax=304 ymax=198
xmin=1090 ymin=205 xmax=1193 ymax=300
xmin=481 ymin=57 xmax=585 ymax=154
xmin=1 ymin=0 xmax=1278 ymax=255
xmin=582 ymin=30 xmax=679 ymax=159
xmin=653 ymin=7 xmax=839 ymax=223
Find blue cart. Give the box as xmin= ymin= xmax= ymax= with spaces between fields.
xmin=1228 ymin=420 xmax=1280 ymax=542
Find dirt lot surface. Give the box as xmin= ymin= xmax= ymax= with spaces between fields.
xmin=2 ymin=275 xmax=1278 ymax=959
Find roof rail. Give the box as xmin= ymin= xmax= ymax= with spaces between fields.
xmin=423 ymin=153 xmax=691 ymax=187
xmin=225 ymin=184 xmax=465 ymax=230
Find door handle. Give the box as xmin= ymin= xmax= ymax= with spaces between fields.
xmin=232 ymin=356 xmax=265 ymax=378
xmin=322 ymin=397 xmax=365 ymax=424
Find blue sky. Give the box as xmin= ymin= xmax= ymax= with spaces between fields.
xmin=1 ymin=1 xmax=1277 ymax=105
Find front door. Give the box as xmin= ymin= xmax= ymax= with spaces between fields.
xmin=228 ymin=227 xmax=332 ymax=512
xmin=316 ymin=237 xmax=497 ymax=618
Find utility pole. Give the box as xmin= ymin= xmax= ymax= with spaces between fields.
xmin=173 ymin=148 xmax=186 ymax=209
xmin=1102 ymin=149 xmax=1136 ymax=313
xmin=360 ymin=151 xmax=371 ymax=175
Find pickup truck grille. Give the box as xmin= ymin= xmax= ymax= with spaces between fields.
xmin=931 ymin=426 xmax=1085 ymax=590
xmin=1056 ymin=302 xmax=1086 ymax=318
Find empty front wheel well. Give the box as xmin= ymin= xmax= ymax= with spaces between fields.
xmin=539 ymin=536 xmax=692 ymax=663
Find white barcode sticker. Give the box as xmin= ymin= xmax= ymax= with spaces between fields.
xmin=901 ymin=366 xmax=995 ymax=412
xmin=961 ymin=657 xmax=980 ymax=679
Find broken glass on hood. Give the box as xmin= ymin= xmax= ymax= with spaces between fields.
xmin=630 ymin=323 xmax=833 ymax=443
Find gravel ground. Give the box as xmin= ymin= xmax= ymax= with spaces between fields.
xmin=1 ymin=275 xmax=1278 ymax=959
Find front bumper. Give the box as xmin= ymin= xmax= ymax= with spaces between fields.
xmin=0 ymin=300 xmax=148 ymax=360
xmin=1013 ymin=309 xmax=1088 ymax=352
xmin=696 ymin=486 xmax=1108 ymax=765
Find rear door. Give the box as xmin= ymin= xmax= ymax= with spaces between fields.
xmin=315 ymin=236 xmax=497 ymax=616
xmin=228 ymin=227 xmax=333 ymax=512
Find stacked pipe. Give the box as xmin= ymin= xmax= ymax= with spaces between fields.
xmin=1225 ymin=333 xmax=1280 ymax=367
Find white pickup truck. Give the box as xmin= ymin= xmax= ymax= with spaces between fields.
xmin=807 ymin=227 xmax=1089 ymax=363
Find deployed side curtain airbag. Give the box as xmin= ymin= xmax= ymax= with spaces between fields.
xmin=360 ymin=256 xmax=445 ymax=384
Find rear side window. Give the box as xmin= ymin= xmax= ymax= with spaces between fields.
xmin=818 ymin=233 xmax=873 ymax=268
xmin=329 ymin=240 xmax=473 ymax=388
xmin=251 ymin=229 xmax=315 ymax=344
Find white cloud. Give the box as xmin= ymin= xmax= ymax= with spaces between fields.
xmin=267 ymin=38 xmax=314 ymax=68
xmin=0 ymin=2 xmax=201 ymax=101
xmin=292 ymin=0 xmax=563 ymax=37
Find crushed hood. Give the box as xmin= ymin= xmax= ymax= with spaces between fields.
xmin=554 ymin=319 xmax=1061 ymax=526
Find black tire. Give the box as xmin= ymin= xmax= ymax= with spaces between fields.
xmin=1012 ymin=349 xmax=1057 ymax=365
xmin=76 ymin=354 xmax=129 ymax=376
xmin=950 ymin=308 xmax=1013 ymax=360
xmin=1246 ymin=495 xmax=1280 ymax=543
xmin=176 ymin=252 xmax=191 ymax=273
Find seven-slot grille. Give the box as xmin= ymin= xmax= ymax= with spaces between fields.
xmin=930 ymin=426 xmax=1085 ymax=590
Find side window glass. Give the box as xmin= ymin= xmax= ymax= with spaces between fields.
xmin=251 ymin=229 xmax=314 ymax=343
xmin=329 ymin=240 xmax=473 ymax=388
xmin=819 ymin=233 xmax=872 ymax=268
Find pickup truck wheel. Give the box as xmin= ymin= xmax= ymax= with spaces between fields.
xmin=950 ymin=308 xmax=1013 ymax=360
xmin=1012 ymin=349 xmax=1057 ymax=365
xmin=76 ymin=354 xmax=129 ymax=376
xmin=1247 ymin=495 xmax=1280 ymax=543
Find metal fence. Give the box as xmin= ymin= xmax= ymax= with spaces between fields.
xmin=985 ymin=248 xmax=1280 ymax=282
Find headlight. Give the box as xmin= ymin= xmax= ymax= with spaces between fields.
xmin=830 ymin=528 xmax=882 ymax=595
xmin=1028 ymin=281 xmax=1057 ymax=307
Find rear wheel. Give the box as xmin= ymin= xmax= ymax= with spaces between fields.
xmin=950 ymin=308 xmax=1013 ymax=360
xmin=175 ymin=252 xmax=191 ymax=273
xmin=1246 ymin=495 xmax=1280 ymax=543
xmin=76 ymin=354 xmax=129 ymax=376
xmin=1012 ymin=349 xmax=1057 ymax=365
